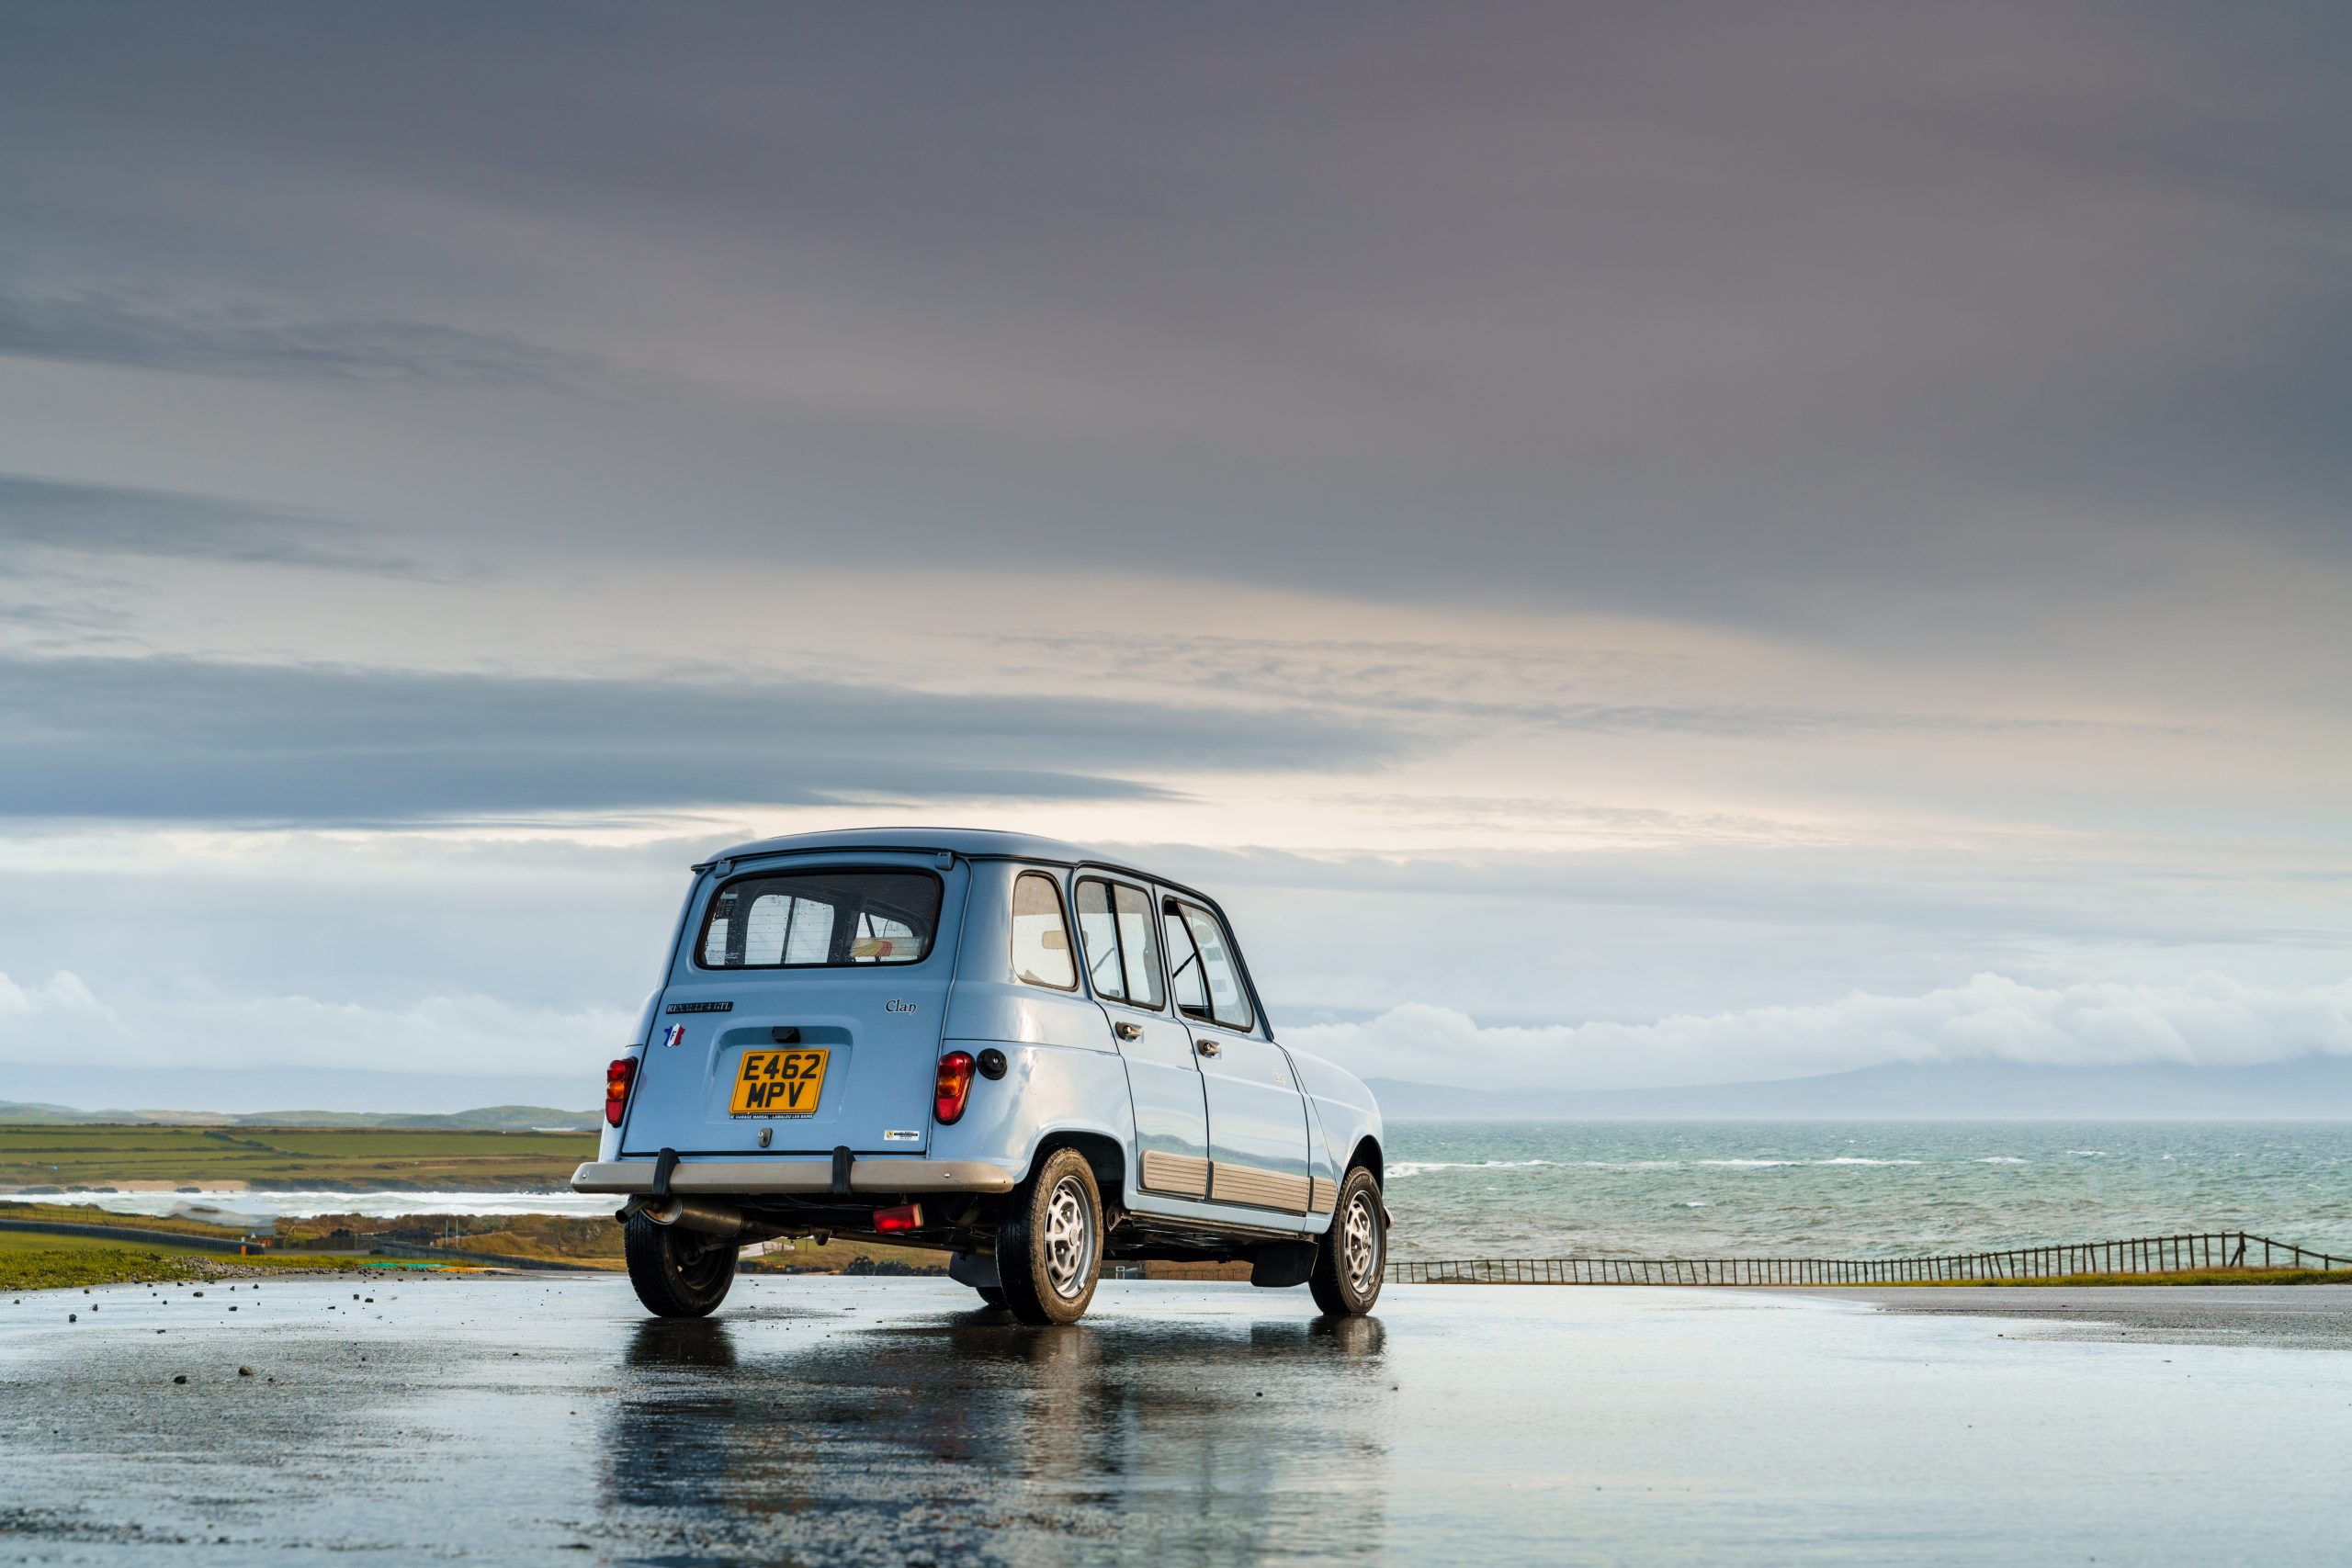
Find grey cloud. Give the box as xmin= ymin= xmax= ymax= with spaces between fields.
xmin=0 ymin=284 xmax=591 ymax=388
xmin=989 ymin=634 xmax=2210 ymax=744
xmin=5 ymin=3 xmax=2350 ymax=645
xmin=0 ymin=653 xmax=1412 ymax=823
xmin=0 ymin=471 xmax=427 ymax=577
xmin=1134 ymin=843 xmax=2352 ymax=953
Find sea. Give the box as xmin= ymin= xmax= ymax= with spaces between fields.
xmin=28 ymin=1120 xmax=2352 ymax=1262
xmin=1378 ymin=1121 xmax=2352 ymax=1261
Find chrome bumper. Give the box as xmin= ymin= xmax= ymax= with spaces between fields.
xmin=571 ymin=1157 xmax=1019 ymax=1197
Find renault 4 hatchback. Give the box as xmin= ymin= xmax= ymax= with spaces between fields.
xmin=575 ymin=829 xmax=1387 ymax=1325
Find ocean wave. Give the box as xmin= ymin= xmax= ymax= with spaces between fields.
xmin=1691 ymin=1157 xmax=1923 ymax=1168
xmin=1387 ymin=1158 xmax=1560 ymax=1179
xmin=1975 ymin=1156 xmax=2031 ymax=1165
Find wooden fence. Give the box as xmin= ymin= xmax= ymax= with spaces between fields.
xmin=1386 ymin=1231 xmax=2347 ymax=1286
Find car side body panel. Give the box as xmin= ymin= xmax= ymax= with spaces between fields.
xmin=1286 ymin=1044 xmax=1387 ymax=1187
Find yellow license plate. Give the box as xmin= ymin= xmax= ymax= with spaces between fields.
xmin=729 ymin=1048 xmax=831 ymax=1116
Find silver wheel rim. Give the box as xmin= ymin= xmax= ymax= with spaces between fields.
xmin=1342 ymin=1190 xmax=1381 ymax=1295
xmin=1043 ymin=1174 xmax=1096 ymax=1299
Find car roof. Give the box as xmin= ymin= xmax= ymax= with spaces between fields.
xmin=700 ymin=826 xmax=1136 ymax=874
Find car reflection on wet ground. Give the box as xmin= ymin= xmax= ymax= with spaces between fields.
xmin=2 ymin=1275 xmax=2347 ymax=1564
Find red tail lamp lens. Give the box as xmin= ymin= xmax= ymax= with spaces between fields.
xmin=605 ymin=1057 xmax=636 ymax=1128
xmin=934 ymin=1050 xmax=976 ymax=1124
xmin=874 ymin=1203 xmax=924 ymax=1235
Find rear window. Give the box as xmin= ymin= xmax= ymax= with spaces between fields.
xmin=696 ymin=868 xmax=943 ymax=969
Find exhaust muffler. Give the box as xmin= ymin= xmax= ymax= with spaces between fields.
xmin=634 ymin=1195 xmax=745 ymax=1239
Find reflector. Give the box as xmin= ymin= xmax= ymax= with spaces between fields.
xmin=873 ymin=1203 xmax=924 ymax=1234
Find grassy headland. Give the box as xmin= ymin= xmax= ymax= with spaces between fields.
xmin=0 ymin=1230 xmax=377 ymax=1292
xmin=0 ymin=1123 xmax=595 ymax=1190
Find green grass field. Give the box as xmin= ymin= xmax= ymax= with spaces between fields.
xmin=0 ymin=1231 xmax=370 ymax=1292
xmin=1 ymin=1192 xmax=947 ymax=1280
xmin=0 ymin=1123 xmax=596 ymax=1190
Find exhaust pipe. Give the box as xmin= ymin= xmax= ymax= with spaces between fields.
xmin=635 ymin=1195 xmax=745 ymax=1239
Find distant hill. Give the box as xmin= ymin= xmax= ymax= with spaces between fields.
xmin=1369 ymin=1056 xmax=2352 ymax=1120
xmin=0 ymin=1101 xmax=600 ymax=1131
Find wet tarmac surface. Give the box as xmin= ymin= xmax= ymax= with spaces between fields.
xmin=3 ymin=1274 xmax=2348 ymax=1564
xmin=1824 ymin=1283 xmax=2352 ymax=1350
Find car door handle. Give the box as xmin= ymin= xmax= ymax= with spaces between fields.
xmin=1194 ymin=1039 xmax=1221 ymax=1058
xmin=1114 ymin=1021 xmax=1142 ymax=1041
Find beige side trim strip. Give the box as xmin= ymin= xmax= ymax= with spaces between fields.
xmin=571 ymin=1158 xmax=1018 ymax=1196
xmin=1209 ymin=1162 xmax=1313 ymax=1213
xmin=1139 ymin=1150 xmax=1212 ymax=1199
xmin=1308 ymin=1177 xmax=1338 ymax=1214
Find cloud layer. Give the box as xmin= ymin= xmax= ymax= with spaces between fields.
xmin=0 ymin=964 xmax=635 ymax=1086
xmin=0 ymin=284 xmax=588 ymax=387
xmin=1285 ymin=975 xmax=2352 ymax=1091
xmin=0 ymin=470 xmax=423 ymax=575
xmin=2 ymin=6 xmax=2347 ymax=1106
xmin=0 ymin=653 xmax=1410 ymax=821
xmin=13 ymin=966 xmax=2348 ymax=1102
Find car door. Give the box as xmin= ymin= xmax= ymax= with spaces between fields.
xmin=1073 ymin=874 xmax=1211 ymax=1199
xmin=1160 ymin=891 xmax=1313 ymax=1214
xmin=623 ymin=855 xmax=961 ymax=1158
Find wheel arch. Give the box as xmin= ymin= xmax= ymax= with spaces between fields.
xmin=1348 ymin=1134 xmax=1385 ymax=1186
xmin=1029 ymin=1127 xmax=1127 ymax=1210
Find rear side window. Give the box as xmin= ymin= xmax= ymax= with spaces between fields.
xmin=1073 ymin=878 xmax=1165 ymax=1008
xmin=1011 ymin=872 xmax=1077 ymax=990
xmin=697 ymin=868 xmax=942 ymax=969
xmin=1165 ymin=897 xmax=1253 ymax=1031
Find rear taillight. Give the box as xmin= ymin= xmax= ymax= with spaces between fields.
xmin=874 ymin=1203 xmax=924 ymax=1235
xmin=605 ymin=1056 xmax=636 ymax=1128
xmin=933 ymin=1050 xmax=975 ymax=1124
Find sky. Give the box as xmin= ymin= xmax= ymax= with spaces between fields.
xmin=2 ymin=3 xmax=2348 ymax=1110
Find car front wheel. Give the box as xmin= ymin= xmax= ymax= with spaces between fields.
xmin=1308 ymin=1168 xmax=1385 ymax=1316
xmin=996 ymin=1147 xmax=1103 ymax=1325
xmin=623 ymin=1212 xmax=740 ymax=1318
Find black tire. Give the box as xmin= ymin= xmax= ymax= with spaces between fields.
xmin=975 ymin=1286 xmax=1008 ymax=1309
xmin=623 ymin=1213 xmax=740 ymax=1318
xmin=1308 ymin=1167 xmax=1385 ymax=1316
xmin=996 ymin=1147 xmax=1103 ymax=1325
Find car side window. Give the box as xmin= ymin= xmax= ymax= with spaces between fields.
xmin=1172 ymin=899 xmax=1253 ymax=1032
xmin=1074 ymin=876 xmax=1165 ymax=1009
xmin=1074 ymin=878 xmax=1125 ymax=1000
xmin=1011 ymin=872 xmax=1077 ymax=990
xmin=1163 ymin=907 xmax=1209 ymax=1017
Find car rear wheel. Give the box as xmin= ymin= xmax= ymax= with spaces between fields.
xmin=996 ymin=1147 xmax=1103 ymax=1325
xmin=623 ymin=1212 xmax=740 ymax=1318
xmin=1308 ymin=1168 xmax=1385 ymax=1316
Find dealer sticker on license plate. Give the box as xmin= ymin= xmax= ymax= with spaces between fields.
xmin=729 ymin=1048 xmax=830 ymax=1116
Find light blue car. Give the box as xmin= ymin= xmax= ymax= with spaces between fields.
xmin=575 ymin=828 xmax=1389 ymax=1325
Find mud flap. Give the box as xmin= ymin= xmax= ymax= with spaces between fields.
xmin=1250 ymin=1242 xmax=1317 ymax=1288
xmin=948 ymin=1251 xmax=1001 ymax=1291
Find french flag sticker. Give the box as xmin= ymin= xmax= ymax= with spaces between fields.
xmin=663 ymin=1023 xmax=686 ymax=1048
